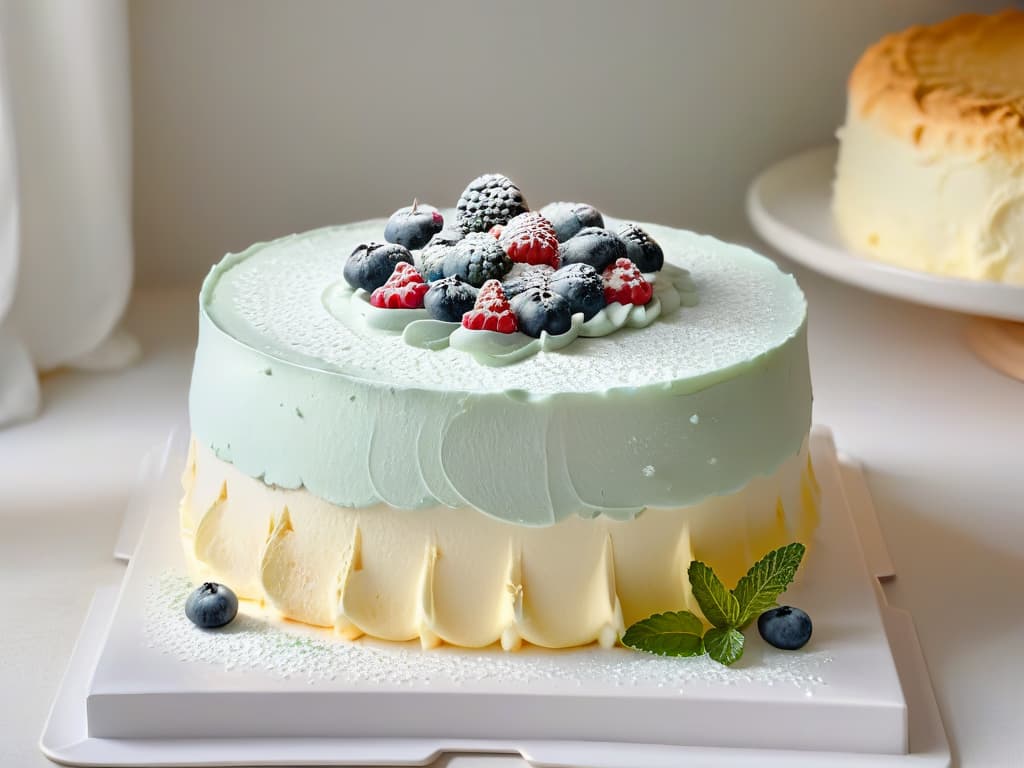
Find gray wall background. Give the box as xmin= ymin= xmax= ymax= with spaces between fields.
xmin=130 ymin=0 xmax=1005 ymax=287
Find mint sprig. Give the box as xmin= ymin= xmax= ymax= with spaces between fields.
xmin=687 ymin=560 xmax=740 ymax=628
xmin=620 ymin=611 xmax=704 ymax=657
xmin=732 ymin=542 xmax=806 ymax=627
xmin=703 ymin=626 xmax=745 ymax=665
xmin=621 ymin=542 xmax=806 ymax=666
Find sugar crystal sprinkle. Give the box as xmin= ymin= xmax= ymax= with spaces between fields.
xmin=147 ymin=572 xmax=832 ymax=693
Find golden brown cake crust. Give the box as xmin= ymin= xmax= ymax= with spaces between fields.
xmin=848 ymin=10 xmax=1024 ymax=163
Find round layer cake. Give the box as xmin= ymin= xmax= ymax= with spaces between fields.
xmin=833 ymin=10 xmax=1024 ymax=284
xmin=181 ymin=215 xmax=816 ymax=650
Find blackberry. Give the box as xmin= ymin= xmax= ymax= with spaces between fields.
xmin=456 ymin=173 xmax=528 ymax=233
xmin=445 ymin=232 xmax=513 ymax=287
xmin=502 ymin=266 xmax=552 ymax=299
xmin=617 ymin=223 xmax=664 ymax=272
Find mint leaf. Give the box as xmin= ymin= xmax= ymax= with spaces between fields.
xmin=732 ymin=543 xmax=806 ymax=627
xmin=621 ymin=611 xmax=705 ymax=657
xmin=688 ymin=560 xmax=741 ymax=628
xmin=704 ymin=626 xmax=745 ymax=666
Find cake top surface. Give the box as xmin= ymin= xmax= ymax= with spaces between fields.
xmin=848 ymin=10 xmax=1024 ymax=162
xmin=203 ymin=217 xmax=806 ymax=396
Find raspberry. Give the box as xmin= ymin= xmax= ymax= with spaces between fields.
xmin=602 ymin=258 xmax=653 ymax=306
xmin=488 ymin=224 xmax=505 ymax=239
xmin=456 ymin=173 xmax=528 ymax=233
xmin=461 ymin=279 xmax=518 ymax=333
xmin=369 ymin=262 xmax=429 ymax=309
xmin=499 ymin=212 xmax=560 ymax=268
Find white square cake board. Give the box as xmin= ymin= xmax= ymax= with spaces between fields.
xmin=40 ymin=426 xmax=950 ymax=766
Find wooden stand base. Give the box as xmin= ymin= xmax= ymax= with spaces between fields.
xmin=967 ymin=319 xmax=1024 ymax=382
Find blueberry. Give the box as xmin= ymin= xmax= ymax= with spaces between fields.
xmin=558 ymin=227 xmax=627 ymax=272
xmin=427 ymin=222 xmax=466 ymax=248
xmin=384 ymin=200 xmax=444 ymax=250
xmin=757 ymin=606 xmax=812 ymax=650
xmin=185 ymin=582 xmax=238 ymax=629
xmin=343 ymin=242 xmax=413 ymax=292
xmin=424 ymin=276 xmax=478 ymax=322
xmin=617 ymin=223 xmax=664 ymax=272
xmin=444 ymin=232 xmax=513 ymax=287
xmin=548 ymin=263 xmax=606 ymax=320
xmin=420 ymin=242 xmax=456 ymax=282
xmin=502 ymin=266 xmax=552 ymax=299
xmin=540 ymin=202 xmax=605 ymax=242
xmin=510 ymin=286 xmax=573 ymax=338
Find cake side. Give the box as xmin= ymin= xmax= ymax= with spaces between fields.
xmin=189 ymin=218 xmax=811 ymax=525
xmin=181 ymin=437 xmax=819 ymax=650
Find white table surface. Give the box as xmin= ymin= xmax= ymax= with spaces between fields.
xmin=2 ymin=233 xmax=1023 ymax=768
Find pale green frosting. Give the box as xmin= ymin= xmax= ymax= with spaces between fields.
xmin=190 ymin=217 xmax=811 ymax=526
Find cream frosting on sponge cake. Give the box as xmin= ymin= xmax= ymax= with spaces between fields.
xmin=834 ymin=10 xmax=1024 ymax=284
xmin=181 ymin=176 xmax=816 ymax=651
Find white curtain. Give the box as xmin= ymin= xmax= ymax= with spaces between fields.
xmin=0 ymin=0 xmax=137 ymax=427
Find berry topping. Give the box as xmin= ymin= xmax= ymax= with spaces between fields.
xmin=510 ymin=286 xmax=573 ymax=338
xmin=548 ymin=262 xmax=607 ymax=320
xmin=502 ymin=264 xmax=553 ymax=299
xmin=185 ymin=582 xmax=238 ymax=629
xmin=445 ymin=232 xmax=513 ymax=287
xmin=369 ymin=262 xmax=428 ymax=309
xmin=427 ymin=222 xmax=466 ymax=248
xmin=423 ymin=275 xmax=479 ymax=322
xmin=499 ymin=212 xmax=560 ymax=268
xmin=757 ymin=606 xmax=813 ymax=651
xmin=343 ymin=242 xmax=414 ymax=292
xmin=617 ymin=223 xmax=664 ymax=272
xmin=461 ymin=279 xmax=517 ymax=333
xmin=558 ymin=227 xmax=627 ymax=272
xmin=488 ymin=224 xmax=505 ymax=239
xmin=602 ymin=258 xmax=653 ymax=305
xmin=540 ymin=201 xmax=605 ymax=242
xmin=419 ymin=241 xmax=456 ymax=282
xmin=456 ymin=173 xmax=528 ymax=233
xmin=384 ymin=199 xmax=444 ymax=250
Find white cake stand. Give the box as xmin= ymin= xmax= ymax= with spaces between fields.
xmin=40 ymin=426 xmax=950 ymax=767
xmin=747 ymin=146 xmax=1024 ymax=382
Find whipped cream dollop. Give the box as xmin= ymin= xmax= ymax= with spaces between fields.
xmin=325 ymin=263 xmax=698 ymax=366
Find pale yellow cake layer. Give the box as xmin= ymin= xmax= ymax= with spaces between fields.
xmin=180 ymin=438 xmax=818 ymax=651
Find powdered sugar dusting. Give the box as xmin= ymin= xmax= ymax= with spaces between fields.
xmin=148 ymin=572 xmax=832 ymax=693
xmin=206 ymin=216 xmax=805 ymax=394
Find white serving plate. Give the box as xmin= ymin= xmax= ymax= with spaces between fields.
xmin=40 ymin=426 xmax=950 ymax=767
xmin=746 ymin=145 xmax=1024 ymax=323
